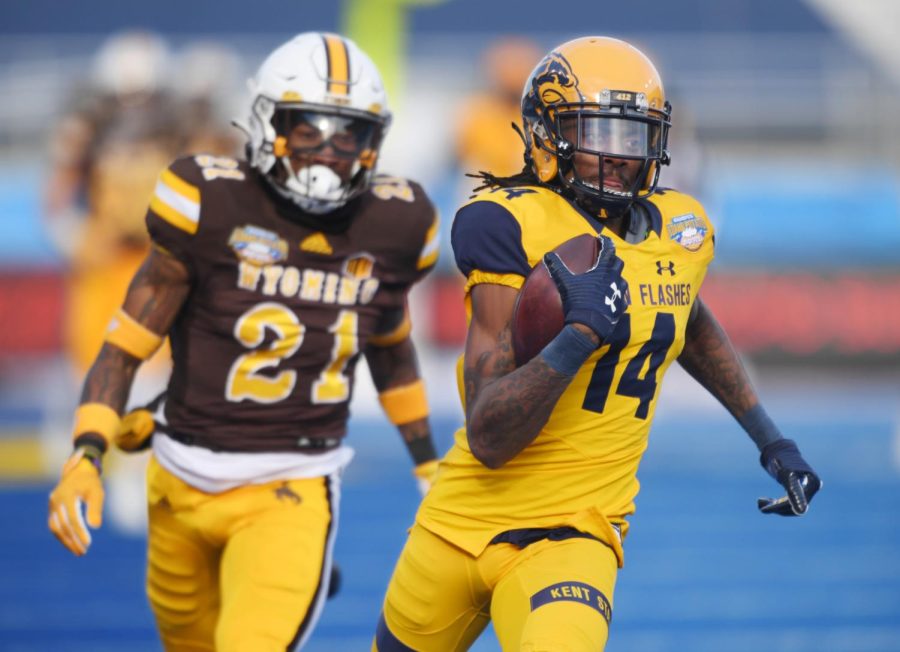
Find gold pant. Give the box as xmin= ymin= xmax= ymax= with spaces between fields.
xmin=145 ymin=456 xmax=338 ymax=651
xmin=375 ymin=523 xmax=618 ymax=652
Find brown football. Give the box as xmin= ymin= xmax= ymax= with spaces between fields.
xmin=511 ymin=233 xmax=600 ymax=366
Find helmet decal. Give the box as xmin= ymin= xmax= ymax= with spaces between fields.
xmin=532 ymin=52 xmax=583 ymax=107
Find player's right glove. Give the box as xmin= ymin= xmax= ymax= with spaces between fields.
xmin=757 ymin=439 xmax=822 ymax=516
xmin=544 ymin=235 xmax=629 ymax=344
xmin=48 ymin=446 xmax=105 ymax=556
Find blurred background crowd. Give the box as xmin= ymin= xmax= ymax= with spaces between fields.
xmin=1 ymin=0 xmax=898 ymax=650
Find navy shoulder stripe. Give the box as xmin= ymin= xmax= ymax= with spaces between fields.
xmin=451 ymin=200 xmax=530 ymax=278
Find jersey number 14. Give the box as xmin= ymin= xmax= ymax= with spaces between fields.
xmin=582 ymin=312 xmax=676 ymax=419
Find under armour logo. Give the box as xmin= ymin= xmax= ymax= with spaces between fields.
xmin=605 ymin=282 xmax=623 ymax=312
xmin=274 ymin=481 xmax=302 ymax=505
xmin=656 ymin=260 xmax=676 ymax=276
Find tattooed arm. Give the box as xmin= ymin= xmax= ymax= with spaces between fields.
xmin=49 ymin=246 xmax=190 ymax=556
xmin=677 ymin=297 xmax=759 ymax=420
xmin=464 ymin=284 xmax=591 ymax=469
xmin=364 ymin=305 xmax=437 ymax=467
xmin=80 ymin=246 xmax=191 ymax=418
xmin=679 ymin=298 xmax=822 ymax=516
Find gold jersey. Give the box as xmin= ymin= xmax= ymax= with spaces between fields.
xmin=417 ymin=185 xmax=715 ymax=565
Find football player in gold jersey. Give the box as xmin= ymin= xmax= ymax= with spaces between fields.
xmin=374 ymin=37 xmax=821 ymax=652
xmin=47 ymin=32 xmax=441 ymax=651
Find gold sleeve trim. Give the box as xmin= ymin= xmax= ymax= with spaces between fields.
xmin=368 ymin=311 xmax=412 ymax=348
xmin=417 ymin=213 xmax=441 ymax=270
xmin=463 ymin=271 xmax=525 ymax=295
xmin=150 ymin=195 xmax=198 ymax=235
xmin=150 ymin=168 xmax=200 ymax=234
xmin=160 ymin=168 xmax=200 ymax=202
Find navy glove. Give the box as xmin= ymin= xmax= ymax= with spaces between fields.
xmin=543 ymin=235 xmax=629 ymax=344
xmin=757 ymin=439 xmax=822 ymax=516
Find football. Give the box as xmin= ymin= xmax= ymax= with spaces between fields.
xmin=511 ymin=233 xmax=601 ymax=366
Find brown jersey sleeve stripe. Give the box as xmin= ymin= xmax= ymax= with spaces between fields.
xmin=150 ymin=168 xmax=200 ymax=235
xmin=322 ymin=33 xmax=350 ymax=96
xmin=417 ymin=212 xmax=441 ymax=270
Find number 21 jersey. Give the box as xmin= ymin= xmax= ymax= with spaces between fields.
xmin=145 ymin=155 xmax=438 ymax=453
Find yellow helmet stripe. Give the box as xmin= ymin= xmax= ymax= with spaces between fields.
xmin=322 ymin=33 xmax=350 ymax=96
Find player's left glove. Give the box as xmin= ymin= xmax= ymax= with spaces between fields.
xmin=413 ymin=459 xmax=439 ymax=496
xmin=114 ymin=392 xmax=166 ymax=452
xmin=757 ymin=439 xmax=821 ymax=516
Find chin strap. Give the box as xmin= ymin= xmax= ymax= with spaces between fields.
xmin=564 ymin=184 xmax=633 ymax=222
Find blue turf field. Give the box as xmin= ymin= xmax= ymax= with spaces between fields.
xmin=2 ymin=378 xmax=899 ymax=651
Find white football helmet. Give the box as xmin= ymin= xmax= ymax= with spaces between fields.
xmin=241 ymin=32 xmax=391 ymax=215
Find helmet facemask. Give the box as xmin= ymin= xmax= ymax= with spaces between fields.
xmin=557 ymin=103 xmax=670 ymax=216
xmin=249 ymin=97 xmax=388 ymax=215
xmin=530 ymin=93 xmax=671 ymax=218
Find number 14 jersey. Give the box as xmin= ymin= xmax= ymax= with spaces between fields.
xmin=417 ymin=184 xmax=714 ymax=565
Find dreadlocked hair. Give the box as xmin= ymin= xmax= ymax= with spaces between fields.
xmin=466 ymin=163 xmax=539 ymax=193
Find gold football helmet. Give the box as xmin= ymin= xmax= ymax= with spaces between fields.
xmin=521 ymin=36 xmax=672 ymax=216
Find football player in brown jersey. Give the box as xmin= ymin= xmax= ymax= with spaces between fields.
xmin=48 ymin=32 xmax=441 ymax=651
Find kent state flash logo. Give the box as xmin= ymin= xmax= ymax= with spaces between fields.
xmin=667 ymin=213 xmax=707 ymax=251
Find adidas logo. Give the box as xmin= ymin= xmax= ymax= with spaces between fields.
xmin=300 ymin=232 xmax=333 ymax=255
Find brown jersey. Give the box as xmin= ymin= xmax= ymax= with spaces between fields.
xmin=146 ymin=155 xmax=438 ymax=452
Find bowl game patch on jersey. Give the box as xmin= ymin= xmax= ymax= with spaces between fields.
xmin=228 ymin=225 xmax=289 ymax=266
xmin=667 ymin=213 xmax=708 ymax=251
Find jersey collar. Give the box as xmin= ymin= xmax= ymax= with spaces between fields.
xmin=565 ymin=194 xmax=663 ymax=240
